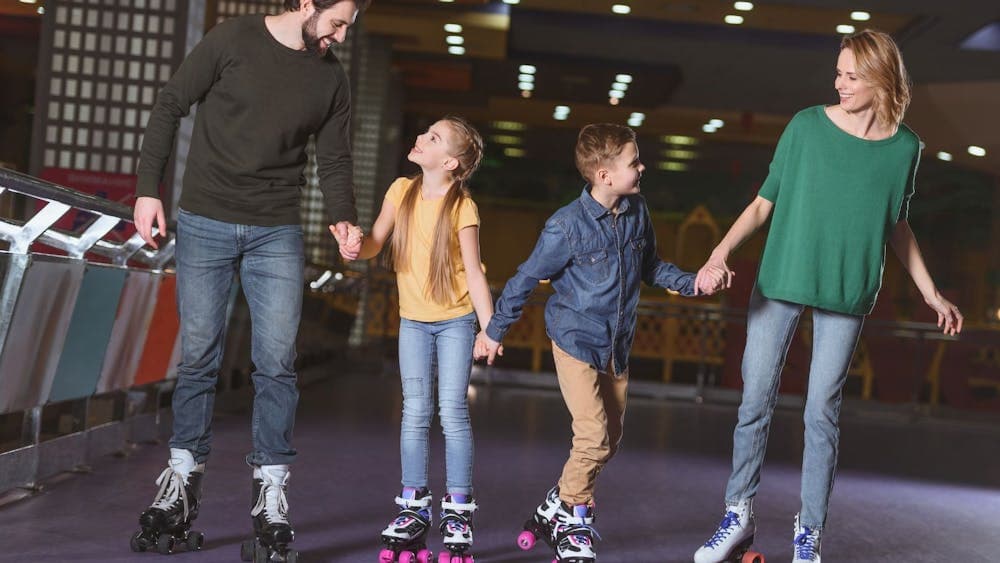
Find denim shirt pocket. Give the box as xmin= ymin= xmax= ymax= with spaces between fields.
xmin=574 ymin=248 xmax=610 ymax=285
xmin=629 ymin=237 xmax=646 ymax=272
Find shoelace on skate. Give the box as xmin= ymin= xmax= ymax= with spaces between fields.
xmin=251 ymin=482 xmax=289 ymax=525
xmin=794 ymin=528 xmax=819 ymax=560
xmin=704 ymin=511 xmax=741 ymax=547
xmin=151 ymin=467 xmax=189 ymax=518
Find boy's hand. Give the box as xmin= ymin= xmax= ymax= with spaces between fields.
xmin=694 ymin=257 xmax=734 ymax=296
xmin=475 ymin=331 xmax=503 ymax=365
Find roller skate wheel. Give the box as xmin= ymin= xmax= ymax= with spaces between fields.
xmin=742 ymin=551 xmax=765 ymax=563
xmin=253 ymin=542 xmax=270 ymax=563
xmin=156 ymin=533 xmax=174 ymax=554
xmin=399 ymin=551 xmax=416 ymax=563
xmin=416 ymin=549 xmax=433 ymax=563
xmin=517 ymin=530 xmax=536 ymax=550
xmin=241 ymin=539 xmax=256 ymax=561
xmin=286 ymin=549 xmax=299 ymax=563
xmin=130 ymin=531 xmax=145 ymax=552
xmin=186 ymin=530 xmax=204 ymax=551
xmin=464 ymin=556 xmax=474 ymax=563
xmin=378 ymin=548 xmax=396 ymax=563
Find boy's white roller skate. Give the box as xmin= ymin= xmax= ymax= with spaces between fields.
xmin=515 ymin=486 xmax=562 ymax=551
xmin=240 ymin=465 xmax=298 ymax=563
xmin=550 ymin=502 xmax=599 ymax=563
xmin=130 ymin=449 xmax=206 ymax=555
xmin=693 ymin=500 xmax=764 ymax=563
xmin=437 ymin=494 xmax=477 ymax=563
xmin=379 ymin=488 xmax=433 ymax=563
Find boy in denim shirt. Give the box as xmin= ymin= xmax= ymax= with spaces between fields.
xmin=477 ymin=123 xmax=725 ymax=561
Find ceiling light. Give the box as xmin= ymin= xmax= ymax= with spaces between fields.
xmin=734 ymin=1 xmax=753 ymax=10
xmin=518 ymin=82 xmax=534 ymax=90
xmin=502 ymin=0 xmax=520 ymax=4
xmin=663 ymin=149 xmax=697 ymax=160
xmin=519 ymin=64 xmax=536 ymax=74
xmin=37 ymin=5 xmax=44 ymax=13
xmin=612 ymin=82 xmax=628 ymax=91
xmin=936 ymin=151 xmax=953 ymax=162
xmin=554 ymin=105 xmax=570 ymax=113
xmin=725 ymin=15 xmax=744 ymax=25
xmin=850 ymin=11 xmax=871 ymax=21
xmin=554 ymin=114 xmax=569 ymax=121
xmin=490 ymin=135 xmax=522 ymax=145
xmin=444 ymin=23 xmax=463 ymax=33
xmin=630 ymin=112 xmax=645 ymax=120
xmin=616 ymin=74 xmax=633 ymax=83
xmin=518 ymin=74 xmax=534 ymax=82
xmin=448 ymin=46 xmax=465 ymax=55
xmin=662 ymin=135 xmax=698 ymax=145
xmin=968 ymin=145 xmax=986 ymax=157
xmin=627 ymin=119 xmax=643 ymax=127
xmin=709 ymin=118 xmax=724 ymax=128
xmin=609 ymin=89 xmax=625 ymax=99
xmin=658 ymin=162 xmax=689 ymax=172
xmin=492 ymin=121 xmax=527 ymax=131
xmin=612 ymin=4 xmax=631 ymax=15
xmin=446 ymin=35 xmax=464 ymax=45
xmin=609 ymin=98 xmax=620 ymax=106
xmin=439 ymin=0 xmax=455 ymax=3
xmin=702 ymin=124 xmax=718 ymax=133
xmin=837 ymin=24 xmax=856 ymax=34
xmin=19 ymin=0 xmax=38 ymax=3
xmin=521 ymin=90 xmax=532 ymax=98
xmin=504 ymin=148 xmax=526 ymax=158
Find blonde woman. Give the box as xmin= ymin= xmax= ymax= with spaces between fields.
xmin=351 ymin=117 xmax=490 ymax=563
xmin=692 ymin=30 xmax=963 ymax=563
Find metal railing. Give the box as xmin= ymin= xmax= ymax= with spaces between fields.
xmin=0 ymin=167 xmax=178 ymax=496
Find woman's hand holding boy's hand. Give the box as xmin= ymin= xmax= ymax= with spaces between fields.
xmin=694 ymin=253 xmax=735 ymax=296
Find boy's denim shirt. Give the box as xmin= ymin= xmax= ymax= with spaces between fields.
xmin=486 ymin=188 xmax=696 ymax=375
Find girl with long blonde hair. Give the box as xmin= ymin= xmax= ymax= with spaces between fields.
xmin=353 ymin=116 xmax=491 ymax=563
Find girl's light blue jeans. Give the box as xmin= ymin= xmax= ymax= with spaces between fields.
xmin=725 ymin=288 xmax=864 ymax=529
xmin=397 ymin=312 xmax=476 ymax=495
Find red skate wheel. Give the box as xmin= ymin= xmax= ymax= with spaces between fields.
xmin=742 ymin=551 xmax=765 ymax=563
xmin=517 ymin=530 xmax=536 ymax=550
xmin=378 ymin=548 xmax=395 ymax=563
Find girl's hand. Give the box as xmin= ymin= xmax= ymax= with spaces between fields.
xmin=925 ymin=292 xmax=963 ymax=336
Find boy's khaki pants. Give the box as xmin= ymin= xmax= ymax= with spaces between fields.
xmin=553 ymin=341 xmax=629 ymax=506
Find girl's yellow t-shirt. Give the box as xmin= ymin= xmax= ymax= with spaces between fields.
xmin=385 ymin=177 xmax=480 ymax=322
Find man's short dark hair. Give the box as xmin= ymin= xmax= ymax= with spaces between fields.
xmin=284 ymin=0 xmax=371 ymax=12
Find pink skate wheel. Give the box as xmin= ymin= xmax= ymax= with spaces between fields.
xmin=437 ymin=552 xmax=450 ymax=563
xmin=463 ymin=556 xmax=474 ymax=563
xmin=399 ymin=551 xmax=415 ymax=563
xmin=416 ymin=548 xmax=432 ymax=563
xmin=378 ymin=548 xmax=395 ymax=563
xmin=516 ymin=530 xmax=536 ymax=550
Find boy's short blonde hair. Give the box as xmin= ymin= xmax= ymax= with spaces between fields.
xmin=574 ymin=123 xmax=637 ymax=184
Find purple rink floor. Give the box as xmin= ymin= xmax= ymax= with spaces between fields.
xmin=2 ymin=365 xmax=1000 ymax=562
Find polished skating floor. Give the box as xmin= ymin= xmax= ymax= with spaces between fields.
xmin=2 ymin=365 xmax=999 ymax=562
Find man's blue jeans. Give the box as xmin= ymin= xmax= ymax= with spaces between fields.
xmin=397 ymin=312 xmax=477 ymax=495
xmin=169 ymin=209 xmax=303 ymax=466
xmin=725 ymin=287 xmax=864 ymax=529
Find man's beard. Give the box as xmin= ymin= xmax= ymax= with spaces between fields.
xmin=301 ymin=12 xmax=326 ymax=56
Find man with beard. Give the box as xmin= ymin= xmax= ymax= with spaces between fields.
xmin=129 ymin=0 xmax=367 ymax=558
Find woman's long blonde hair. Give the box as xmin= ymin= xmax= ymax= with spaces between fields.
xmin=841 ymin=29 xmax=911 ymax=130
xmin=391 ymin=116 xmax=484 ymax=305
